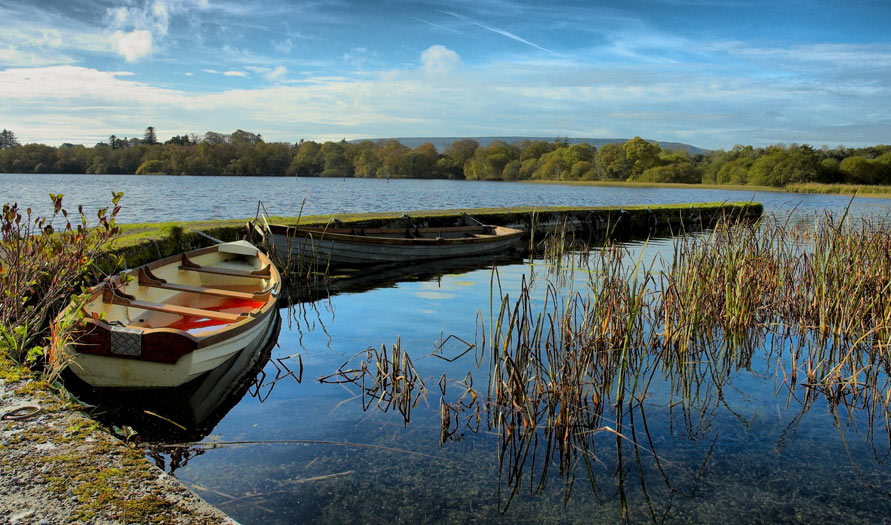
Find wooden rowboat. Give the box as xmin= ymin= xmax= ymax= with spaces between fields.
xmin=260 ymin=223 xmax=524 ymax=267
xmin=63 ymin=240 xmax=281 ymax=388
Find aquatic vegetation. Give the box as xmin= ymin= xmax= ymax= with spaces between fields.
xmin=318 ymin=337 xmax=427 ymax=425
xmin=453 ymin=209 xmax=891 ymax=515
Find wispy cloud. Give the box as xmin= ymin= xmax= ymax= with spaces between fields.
xmin=442 ymin=11 xmax=568 ymax=59
xmin=413 ymin=17 xmax=465 ymax=36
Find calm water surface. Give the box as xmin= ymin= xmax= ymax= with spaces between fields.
xmin=3 ymin=173 xmax=891 ymax=222
xmin=128 ymin=246 xmax=889 ymax=524
xmin=13 ymin=174 xmax=888 ymax=522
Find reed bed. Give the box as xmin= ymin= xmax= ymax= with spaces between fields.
xmin=456 ymin=210 xmax=891 ymax=513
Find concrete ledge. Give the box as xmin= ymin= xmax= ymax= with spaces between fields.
xmin=106 ymin=202 xmax=763 ymax=271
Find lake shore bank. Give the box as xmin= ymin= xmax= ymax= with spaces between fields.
xmin=0 ymin=357 xmax=234 ymax=524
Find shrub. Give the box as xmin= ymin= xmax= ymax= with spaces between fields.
xmin=0 ymin=192 xmax=122 ymax=378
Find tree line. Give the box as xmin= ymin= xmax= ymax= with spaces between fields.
xmin=1 ymin=128 xmax=890 ymax=187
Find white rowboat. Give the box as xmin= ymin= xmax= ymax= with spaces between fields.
xmin=63 ymin=240 xmax=281 ymax=388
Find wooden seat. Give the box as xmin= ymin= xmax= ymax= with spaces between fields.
xmin=179 ymin=253 xmax=271 ymax=280
xmin=137 ymin=267 xmax=272 ymax=300
xmin=102 ymin=281 xmax=249 ymax=323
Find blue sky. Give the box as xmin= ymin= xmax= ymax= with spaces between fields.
xmin=1 ymin=0 xmax=889 ymax=149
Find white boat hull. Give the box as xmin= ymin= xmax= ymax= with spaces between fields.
xmin=68 ymin=306 xmax=276 ymax=388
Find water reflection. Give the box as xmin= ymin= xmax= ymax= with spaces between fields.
xmin=86 ymin=223 xmax=891 ymax=523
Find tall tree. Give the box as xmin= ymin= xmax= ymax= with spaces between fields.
xmin=0 ymin=129 xmax=19 ymax=149
xmin=143 ymin=126 xmax=158 ymax=145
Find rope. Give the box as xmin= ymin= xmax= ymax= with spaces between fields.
xmin=190 ymin=228 xmax=224 ymax=245
xmin=1 ymin=404 xmax=42 ymax=421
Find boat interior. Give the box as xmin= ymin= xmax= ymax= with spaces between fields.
xmin=293 ymin=224 xmax=504 ymax=240
xmin=86 ymin=242 xmax=276 ymax=335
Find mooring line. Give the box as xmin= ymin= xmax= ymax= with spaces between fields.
xmin=1 ymin=404 xmax=42 ymax=421
xmin=158 ymin=439 xmax=446 ymax=460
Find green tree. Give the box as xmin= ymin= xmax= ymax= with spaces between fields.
xmin=444 ymin=139 xmax=479 ymax=173
xmin=623 ymin=137 xmax=661 ymax=179
xmin=715 ymin=158 xmax=752 ymax=185
xmin=640 ymin=162 xmax=701 ymax=183
xmin=291 ymin=141 xmax=323 ymax=177
xmin=840 ymin=156 xmax=880 ymax=185
xmin=0 ymin=129 xmax=19 ymax=149
xmin=230 ymin=129 xmax=262 ymax=144
xmin=517 ymin=140 xmax=556 ymax=161
xmin=165 ymin=135 xmax=193 ymax=146
xmin=353 ymin=145 xmax=381 ymax=178
xmin=320 ymin=141 xmax=351 ymax=177
xmin=748 ymin=146 xmax=820 ymax=187
xmin=143 ymin=126 xmax=158 ymax=145
xmin=569 ymin=160 xmax=595 ymax=180
xmin=596 ymin=143 xmax=630 ymax=180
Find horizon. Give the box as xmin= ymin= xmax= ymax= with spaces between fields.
xmin=1 ymin=1 xmax=890 ymax=150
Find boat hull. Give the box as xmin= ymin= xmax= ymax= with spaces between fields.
xmin=267 ymin=225 xmax=523 ymax=266
xmin=67 ymin=305 xmax=277 ymax=388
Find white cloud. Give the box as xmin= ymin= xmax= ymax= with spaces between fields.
xmin=224 ymin=70 xmax=248 ymax=77
xmin=421 ymin=45 xmax=460 ymax=74
xmin=0 ymin=66 xmax=184 ymax=102
xmin=265 ymin=66 xmax=288 ymax=81
xmin=110 ymin=30 xmax=154 ymax=62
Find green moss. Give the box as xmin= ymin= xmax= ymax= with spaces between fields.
xmin=13 ymin=379 xmax=51 ymax=396
xmin=0 ymin=353 xmax=32 ymax=382
xmin=120 ymin=494 xmax=174 ymax=523
xmin=65 ymin=419 xmax=100 ymax=434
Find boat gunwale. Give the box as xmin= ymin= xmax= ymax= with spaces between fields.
xmin=266 ymin=223 xmax=523 ymax=247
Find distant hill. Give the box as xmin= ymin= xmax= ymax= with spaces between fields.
xmin=351 ymin=137 xmax=709 ymax=155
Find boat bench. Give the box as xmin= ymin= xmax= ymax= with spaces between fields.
xmin=103 ymin=282 xmax=250 ymax=323
xmin=179 ymin=253 xmax=272 ymax=280
xmin=137 ymin=267 xmax=272 ymax=300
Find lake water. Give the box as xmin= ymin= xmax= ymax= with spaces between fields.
xmin=136 ymin=247 xmax=891 ymax=524
xmin=12 ymin=174 xmax=890 ymax=522
xmin=2 ymin=173 xmax=891 ymax=223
